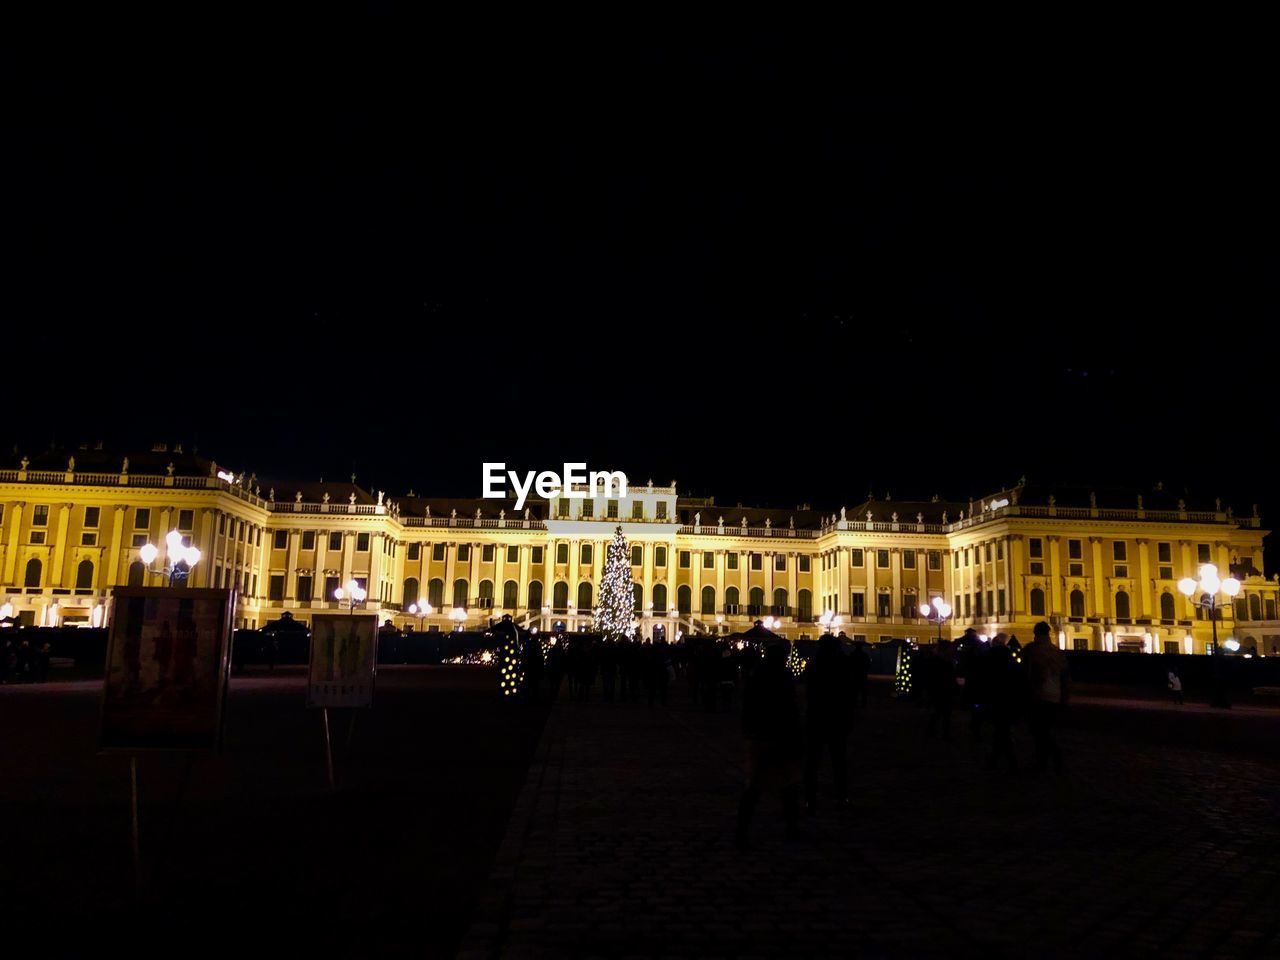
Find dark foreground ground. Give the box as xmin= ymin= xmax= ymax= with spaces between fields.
xmin=460 ymin=677 xmax=1280 ymax=959
xmin=0 ymin=666 xmax=547 ymax=958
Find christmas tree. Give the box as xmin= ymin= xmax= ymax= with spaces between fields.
xmin=495 ymin=618 xmax=524 ymax=698
xmin=594 ymin=526 xmax=635 ymax=639
xmin=894 ymin=640 xmax=914 ymax=698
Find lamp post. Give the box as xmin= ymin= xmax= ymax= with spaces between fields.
xmin=407 ymin=601 xmax=432 ymax=631
xmin=1178 ymin=563 xmax=1240 ymax=708
xmin=333 ymin=579 xmax=368 ymax=616
xmin=450 ymin=607 xmax=468 ymax=631
xmin=138 ymin=530 xmax=203 ymax=586
xmin=919 ymin=596 xmax=953 ymax=645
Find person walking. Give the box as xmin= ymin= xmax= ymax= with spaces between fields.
xmin=1023 ymin=621 xmax=1070 ymax=774
xmin=926 ymin=640 xmax=957 ymax=741
xmin=802 ymin=634 xmax=855 ymax=812
xmin=1168 ymin=670 xmax=1184 ymax=705
xmin=985 ymin=633 xmax=1021 ymax=771
xmin=735 ymin=642 xmax=803 ymax=847
xmin=847 ymin=635 xmax=870 ymax=708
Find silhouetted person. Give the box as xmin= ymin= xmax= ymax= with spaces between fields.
xmin=600 ymin=640 xmax=618 ymax=702
xmin=1167 ymin=670 xmax=1184 ymax=705
xmin=523 ymin=633 xmax=544 ymax=702
xmin=1024 ymin=621 xmax=1069 ymax=774
xmin=985 ymin=633 xmax=1021 ymax=771
xmin=545 ymin=638 xmax=565 ymax=700
xmin=926 ymin=640 xmax=957 ymax=741
xmin=16 ymin=640 xmax=33 ymax=682
xmin=845 ymin=634 xmax=870 ymax=708
xmin=735 ymin=643 xmax=802 ymax=847
xmin=652 ymin=637 xmax=672 ymax=705
xmin=958 ymin=628 xmax=988 ymax=742
xmin=802 ymin=634 xmax=855 ymax=811
xmin=36 ymin=640 xmax=51 ymax=682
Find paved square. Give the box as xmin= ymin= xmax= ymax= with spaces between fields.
xmin=462 ymin=684 xmax=1280 ymax=959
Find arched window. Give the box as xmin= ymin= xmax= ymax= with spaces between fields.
xmin=503 ymin=580 xmax=518 ymax=609
xmin=726 ymin=585 xmax=740 ymax=610
xmin=633 ymin=583 xmax=643 ymax=613
xmin=652 ymin=583 xmax=668 ymax=612
xmin=580 ymin=543 xmax=592 ymax=565
xmin=1234 ymin=598 xmax=1248 ymax=621
xmin=749 ymin=586 xmax=764 ymax=611
xmin=527 ymin=580 xmax=543 ymax=611
xmin=24 ymin=558 xmax=41 ymax=588
xmin=428 ymin=578 xmax=444 ymax=608
xmin=1070 ymin=589 xmax=1085 ymax=618
xmin=1115 ymin=590 xmax=1131 ymax=620
xmin=798 ymin=589 xmax=812 ymax=621
xmin=453 ymin=578 xmax=469 ymax=608
xmin=654 ymin=546 xmax=667 ymax=567
xmin=403 ymin=577 xmax=420 ymax=606
xmin=74 ymin=559 xmax=94 ymax=590
xmin=552 ymin=581 xmax=569 ymax=611
xmin=701 ymin=585 xmax=716 ymax=615
xmin=677 ymin=584 xmax=691 ymax=615
xmin=479 ymin=579 xmax=494 ymax=601
xmin=1160 ymin=592 xmax=1176 ymax=621
xmin=128 ymin=560 xmax=146 ymax=587
xmin=773 ymin=588 xmax=788 ymax=612
xmin=1250 ymin=594 xmax=1262 ymax=621
xmin=1029 ymin=587 xmax=1045 ymax=617
xmin=577 ymin=581 xmax=593 ymax=611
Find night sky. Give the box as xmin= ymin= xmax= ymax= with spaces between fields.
xmin=4 ymin=31 xmax=1277 ymax=562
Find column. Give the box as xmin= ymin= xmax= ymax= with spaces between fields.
xmin=642 ymin=542 xmax=654 ymax=609
xmin=567 ymin=539 xmax=580 ymax=611
xmin=738 ymin=550 xmax=748 ymax=609
xmin=51 ymin=503 xmax=73 ymax=586
xmin=1010 ymin=536 xmax=1025 ymax=617
xmin=314 ymin=529 xmax=329 ymax=601
xmin=1136 ymin=539 xmax=1152 ymax=618
xmin=542 ymin=540 xmax=554 ymax=610
xmin=1178 ymin=541 xmax=1192 ymax=619
xmin=1089 ymin=537 xmax=1105 ymax=618
xmin=1047 ymin=536 xmax=1062 ymax=616
xmin=837 ymin=548 xmax=850 ymax=616
xmin=341 ymin=532 xmax=354 ymax=587
xmin=865 ymin=547 xmax=876 ymax=621
xmin=469 ymin=541 xmax=481 ymax=608
xmin=787 ymin=552 xmax=797 ymax=614
xmin=517 ymin=544 xmax=530 ymax=609
xmin=494 ymin=542 xmax=506 ymax=610
xmin=107 ymin=504 xmax=127 ymax=588
xmin=690 ymin=547 xmax=703 ymax=616
xmin=285 ymin=530 xmax=301 ymax=599
xmin=369 ymin=533 xmax=384 ymax=602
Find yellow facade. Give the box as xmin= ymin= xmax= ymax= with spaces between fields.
xmin=2 ymin=448 xmax=1278 ymax=655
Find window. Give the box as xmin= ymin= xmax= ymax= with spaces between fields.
xmin=428 ymin=578 xmax=444 ymax=607
xmin=1158 ymin=542 xmax=1172 ymax=563
xmin=1114 ymin=565 xmax=1129 ymax=578
xmin=631 ymin=545 xmax=642 ymax=567
xmin=403 ymin=577 xmax=420 ymax=606
xmin=482 ymin=544 xmax=494 ymax=563
xmin=407 ymin=542 xmax=420 ymax=561
xmin=558 ymin=499 xmax=570 ymax=518
xmin=631 ymin=500 xmax=643 ymax=519
xmin=727 ymin=552 xmax=739 ymax=570
xmin=677 ymin=585 xmax=691 ymax=615
xmin=1113 ymin=541 xmax=1128 ymax=561
xmin=877 ymin=593 xmax=891 ymax=618
xmin=500 ymin=580 xmax=517 ymax=609
xmin=432 ymin=542 xmax=446 ymax=562
xmin=29 ymin=531 xmax=46 ymax=545
xmin=329 ymin=532 xmax=343 ymax=551
xmin=527 ymin=580 xmax=542 ymax=610
xmin=851 ymin=592 xmax=865 ymax=617
xmin=997 ymin=541 xmax=1004 ymax=560
xmin=357 ymin=533 xmax=370 ymax=552
xmin=458 ymin=544 xmax=471 ymax=563
xmin=954 ymin=551 xmax=960 ymax=569
xmin=1030 ymin=588 xmax=1046 ymax=616
xmin=178 ymin=509 xmax=194 ymax=530
xmin=928 ymin=551 xmax=941 ymax=571
xmin=325 ymin=576 xmax=340 ymax=602
xmin=128 ymin=560 xmax=145 ymax=586
xmin=773 ymin=588 xmax=788 ymax=611
xmin=274 ymin=530 xmax=288 ymax=549
xmin=256 ymin=528 xmax=262 ymax=546
xmin=269 ymin=575 xmax=285 ymax=601
xmin=1250 ymin=594 xmax=1262 ymax=621
xmin=607 ymin=500 xmax=618 ymax=518
xmin=1068 ymin=562 xmax=1084 ymax=577
xmin=300 ymin=530 xmax=315 ymax=551
xmin=1265 ymin=598 xmax=1276 ymax=620
xmin=984 ymin=543 xmax=992 ymax=563
xmin=478 ymin=580 xmax=494 ymax=605
xmin=902 ymin=551 xmax=916 ymax=569
xmin=1160 ymin=592 xmax=1175 ymax=621
xmin=453 ymin=578 xmax=469 ymax=607
xmin=964 ymin=549 xmax=971 ymax=567
xmin=580 ymin=500 xmax=593 ymax=518
xmin=851 ymin=548 xmax=864 ymax=567
xmin=24 ymin=557 xmax=42 ymax=588
xmin=556 ymin=542 xmax=568 ymax=564
xmin=749 ymin=587 xmax=764 ymax=611
xmin=1115 ymin=590 xmax=1131 ymax=620
xmin=1029 ymin=538 xmax=1043 ymax=559
xmin=131 ymin=534 xmax=148 ymax=548
xmin=1159 ymin=565 xmax=1173 ymax=580
xmin=32 ymin=504 xmax=50 ymax=527
xmin=876 ymin=549 xmax=889 ymax=569
xmin=297 ymin=575 xmax=313 ymax=602
xmin=75 ymin=559 xmax=94 ymax=591
xmin=797 ymin=589 xmax=812 ymax=620
xmin=81 ymin=532 xmax=98 ymax=546
xmin=507 ymin=545 xmax=519 ymax=563
xmin=633 ymin=583 xmax=643 ymax=613
xmin=1030 ymin=561 xmax=1045 ymax=575
xmin=799 ymin=555 xmax=810 ymax=573
xmin=652 ymin=583 xmax=667 ymax=611
xmin=1070 ymin=589 xmax=1085 ymax=617
xmin=656 ymin=502 xmax=667 ymax=519
xmin=997 ymin=589 xmax=1006 ymax=614
xmin=655 ymin=546 xmax=667 ymax=567
xmin=578 ymin=582 xmax=593 ymax=610
xmin=725 ymin=586 xmax=740 ymax=610
xmin=581 ymin=543 xmax=593 ymax=565
xmin=750 ymin=552 xmax=762 ymax=571
xmin=1197 ymin=543 xmax=1211 ymax=564
xmin=679 ymin=550 xmax=690 ymax=568
xmin=84 ymin=506 xmax=100 ymax=528
xmin=964 ymin=594 xmax=972 ymax=617
xmin=218 ymin=515 xmax=226 ymax=535
xmin=1068 ymin=539 xmax=1082 ymax=560
xmin=705 ymin=551 xmax=715 ymax=569
xmin=701 ymin=585 xmax=716 ymax=614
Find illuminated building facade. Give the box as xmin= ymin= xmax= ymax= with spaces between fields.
xmin=2 ymin=446 xmax=1277 ymax=655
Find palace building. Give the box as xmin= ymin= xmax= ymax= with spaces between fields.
xmin=2 ymin=445 xmax=1278 ymax=655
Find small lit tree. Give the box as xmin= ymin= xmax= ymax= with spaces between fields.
xmin=894 ymin=640 xmax=914 ymax=698
xmin=594 ymin=526 xmax=635 ymax=640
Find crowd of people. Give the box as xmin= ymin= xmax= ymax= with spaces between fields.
xmin=0 ymin=634 xmax=52 ymax=683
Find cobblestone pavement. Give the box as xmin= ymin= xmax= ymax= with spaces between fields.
xmin=461 ymin=685 xmax=1280 ymax=959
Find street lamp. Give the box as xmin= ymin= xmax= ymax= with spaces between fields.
xmin=1178 ymin=563 xmax=1240 ymax=708
xmin=138 ymin=530 xmax=203 ymax=586
xmin=919 ymin=596 xmax=953 ymax=645
xmin=407 ymin=601 xmax=433 ymax=630
xmin=450 ymin=607 xmax=468 ymax=631
xmin=333 ymin=579 xmax=368 ymax=616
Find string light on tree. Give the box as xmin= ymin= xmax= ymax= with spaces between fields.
xmin=787 ymin=640 xmax=807 ymax=677
xmin=493 ymin=618 xmax=524 ymax=698
xmin=894 ymin=639 xmax=915 ymax=698
xmin=594 ymin=525 xmax=636 ymax=640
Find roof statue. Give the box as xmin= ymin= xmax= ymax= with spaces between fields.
xmin=296 ymin=491 xmax=303 ymax=503
xmin=349 ymin=492 xmax=357 ymax=505
xmin=68 ymin=456 xmax=75 ymax=472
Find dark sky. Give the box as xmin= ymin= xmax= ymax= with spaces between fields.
xmin=3 ymin=31 xmax=1277 ymax=552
